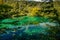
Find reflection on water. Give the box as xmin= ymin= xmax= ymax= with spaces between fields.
xmin=0 ymin=22 xmax=59 ymax=40
xmin=0 ymin=16 xmax=59 ymax=40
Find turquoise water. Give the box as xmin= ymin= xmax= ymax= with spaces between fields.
xmin=0 ymin=22 xmax=59 ymax=40
xmin=0 ymin=16 xmax=59 ymax=40
xmin=0 ymin=16 xmax=50 ymax=28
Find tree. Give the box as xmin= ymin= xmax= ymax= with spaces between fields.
xmin=39 ymin=0 xmax=60 ymax=24
xmin=0 ymin=4 xmax=13 ymax=19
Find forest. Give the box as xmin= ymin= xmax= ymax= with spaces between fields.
xmin=0 ymin=0 xmax=60 ymax=40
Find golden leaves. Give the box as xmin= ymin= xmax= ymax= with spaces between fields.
xmin=27 ymin=6 xmax=41 ymax=16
